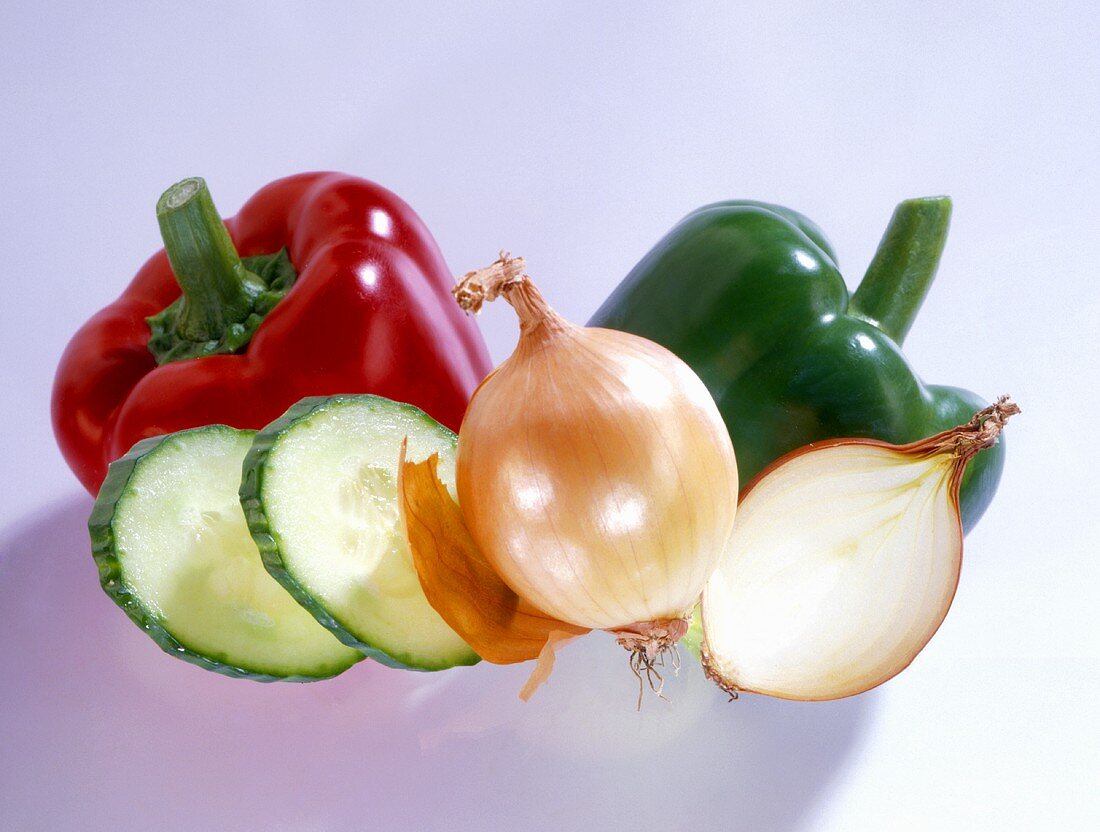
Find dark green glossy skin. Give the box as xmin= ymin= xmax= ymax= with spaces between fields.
xmin=590 ymin=198 xmax=1004 ymax=532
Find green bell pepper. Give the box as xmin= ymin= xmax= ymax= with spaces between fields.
xmin=590 ymin=196 xmax=1003 ymax=532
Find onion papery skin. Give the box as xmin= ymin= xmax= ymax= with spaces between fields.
xmin=701 ymin=398 xmax=1016 ymax=701
xmin=399 ymin=447 xmax=589 ymax=665
xmin=456 ymin=319 xmax=739 ymax=632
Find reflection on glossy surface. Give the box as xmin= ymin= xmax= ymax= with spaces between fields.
xmin=0 ymin=497 xmax=870 ymax=832
xmin=369 ymin=208 xmax=393 ymax=238
xmin=357 ymin=264 xmax=380 ymax=289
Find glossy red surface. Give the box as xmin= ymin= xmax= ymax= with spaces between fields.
xmin=51 ymin=172 xmax=493 ymax=493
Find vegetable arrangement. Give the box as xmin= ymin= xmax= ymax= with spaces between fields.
xmin=591 ymin=197 xmax=1003 ymax=532
xmin=63 ymin=177 xmax=1018 ymax=706
xmin=402 ymin=255 xmax=739 ymax=694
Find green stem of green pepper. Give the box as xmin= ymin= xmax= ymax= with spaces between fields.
xmin=849 ymin=196 xmax=952 ymax=345
xmin=155 ymin=177 xmax=264 ymax=343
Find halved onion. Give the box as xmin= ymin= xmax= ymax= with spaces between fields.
xmin=701 ymin=397 xmax=1019 ymax=701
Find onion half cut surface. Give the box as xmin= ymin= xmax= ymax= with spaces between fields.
xmin=701 ymin=397 xmax=1018 ymax=701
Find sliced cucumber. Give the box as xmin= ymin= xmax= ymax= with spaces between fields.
xmin=90 ymin=425 xmax=362 ymax=681
xmin=240 ymin=395 xmax=479 ymax=671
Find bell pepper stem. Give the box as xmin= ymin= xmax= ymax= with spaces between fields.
xmin=849 ymin=196 xmax=952 ymax=345
xmin=156 ymin=177 xmax=263 ymax=342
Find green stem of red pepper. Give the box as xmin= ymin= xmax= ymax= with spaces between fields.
xmin=850 ymin=196 xmax=952 ymax=346
xmin=156 ymin=178 xmax=263 ymax=341
xmin=147 ymin=178 xmax=297 ymax=365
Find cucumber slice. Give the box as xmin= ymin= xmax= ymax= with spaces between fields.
xmin=241 ymin=395 xmax=480 ymax=671
xmin=90 ymin=426 xmax=362 ymax=681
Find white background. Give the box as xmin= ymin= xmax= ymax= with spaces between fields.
xmin=1 ymin=2 xmax=1097 ymax=830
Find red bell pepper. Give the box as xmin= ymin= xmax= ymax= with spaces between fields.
xmin=53 ymin=172 xmax=493 ymax=494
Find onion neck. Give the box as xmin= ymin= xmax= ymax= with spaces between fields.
xmin=453 ymin=253 xmax=571 ymax=338
xmin=911 ymin=395 xmax=1020 ymax=463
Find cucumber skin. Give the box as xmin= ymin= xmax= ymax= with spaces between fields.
xmin=240 ymin=395 xmax=481 ymax=673
xmin=89 ymin=426 xmax=361 ymax=683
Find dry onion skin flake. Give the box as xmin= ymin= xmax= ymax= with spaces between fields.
xmin=701 ymin=397 xmax=1019 ymax=701
xmin=400 ymin=254 xmax=739 ymax=684
xmin=398 ymin=445 xmax=588 ymax=666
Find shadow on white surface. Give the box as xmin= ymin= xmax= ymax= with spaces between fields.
xmin=1 ymin=497 xmax=873 ymax=832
